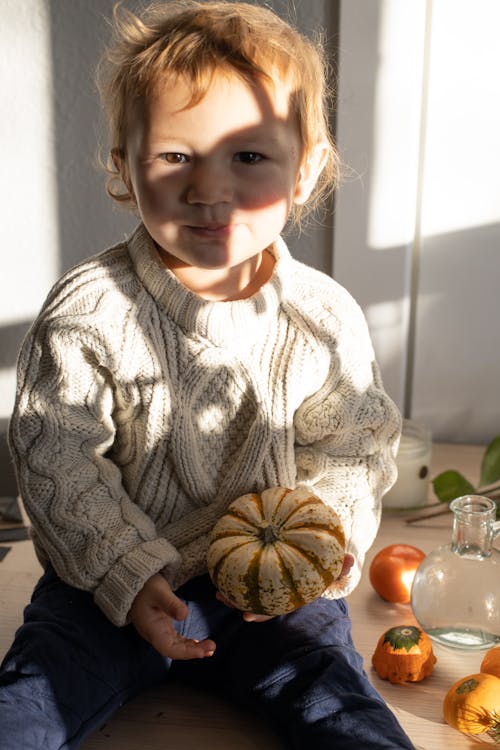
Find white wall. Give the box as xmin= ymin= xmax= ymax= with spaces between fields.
xmin=334 ymin=0 xmax=500 ymax=444
xmin=1 ymin=0 xmax=498 ymax=494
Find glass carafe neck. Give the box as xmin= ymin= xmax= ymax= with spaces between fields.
xmin=450 ymin=495 xmax=498 ymax=558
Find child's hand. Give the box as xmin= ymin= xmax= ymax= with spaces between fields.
xmin=130 ymin=573 xmax=216 ymax=659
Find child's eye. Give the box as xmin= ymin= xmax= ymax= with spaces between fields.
xmin=159 ymin=153 xmax=189 ymax=164
xmin=234 ymin=152 xmax=265 ymax=164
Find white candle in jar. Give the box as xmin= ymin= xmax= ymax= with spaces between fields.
xmin=383 ymin=420 xmax=432 ymax=510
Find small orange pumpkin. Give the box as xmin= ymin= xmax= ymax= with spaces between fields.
xmin=443 ymin=673 xmax=500 ymax=742
xmin=372 ymin=625 xmax=436 ymax=684
xmin=207 ymin=486 xmax=345 ymax=616
xmin=481 ymin=645 xmax=500 ymax=679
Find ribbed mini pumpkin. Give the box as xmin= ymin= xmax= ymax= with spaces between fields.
xmin=372 ymin=625 xmax=436 ymax=684
xmin=207 ymin=486 xmax=346 ymax=616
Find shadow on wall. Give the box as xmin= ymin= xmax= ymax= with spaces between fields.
xmin=48 ymin=0 xmax=138 ymax=274
xmin=0 ymin=419 xmax=17 ymax=496
xmin=1 ymin=323 xmax=32 ymax=496
xmin=363 ymin=221 xmax=500 ymax=444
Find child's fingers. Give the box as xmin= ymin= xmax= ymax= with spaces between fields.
xmin=167 ymin=636 xmax=216 ymax=660
xmin=134 ymin=608 xmax=216 ymax=659
xmin=149 ymin=623 xmax=216 ymax=659
xmin=242 ymin=611 xmax=275 ymax=623
xmin=339 ymin=552 xmax=355 ymax=579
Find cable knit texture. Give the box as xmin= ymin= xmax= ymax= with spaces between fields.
xmin=9 ymin=224 xmax=401 ymax=626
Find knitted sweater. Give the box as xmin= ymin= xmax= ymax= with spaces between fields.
xmin=9 ymin=224 xmax=401 ymax=626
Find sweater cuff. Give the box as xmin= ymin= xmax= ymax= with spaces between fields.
xmin=94 ymin=538 xmax=181 ymax=626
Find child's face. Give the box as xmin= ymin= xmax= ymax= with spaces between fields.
xmin=121 ymin=72 xmax=314 ymax=274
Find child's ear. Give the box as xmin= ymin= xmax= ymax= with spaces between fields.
xmin=111 ymin=147 xmax=135 ymax=200
xmin=293 ymin=142 xmax=329 ymax=205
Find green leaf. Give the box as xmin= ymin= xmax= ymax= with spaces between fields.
xmin=432 ymin=470 xmax=476 ymax=503
xmin=480 ymin=435 xmax=500 ymax=487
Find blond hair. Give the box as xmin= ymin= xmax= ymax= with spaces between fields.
xmin=97 ymin=0 xmax=340 ymax=222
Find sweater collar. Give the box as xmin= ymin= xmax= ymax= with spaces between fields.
xmin=127 ymin=223 xmax=290 ymax=347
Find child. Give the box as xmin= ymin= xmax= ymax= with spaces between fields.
xmin=0 ymin=2 xmax=415 ymax=748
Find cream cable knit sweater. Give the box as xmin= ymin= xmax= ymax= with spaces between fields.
xmin=9 ymin=224 xmax=401 ymax=626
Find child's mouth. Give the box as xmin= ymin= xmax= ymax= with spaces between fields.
xmin=186 ymin=224 xmax=234 ymax=239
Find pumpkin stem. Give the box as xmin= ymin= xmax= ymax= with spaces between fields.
xmin=261 ymin=523 xmax=280 ymax=545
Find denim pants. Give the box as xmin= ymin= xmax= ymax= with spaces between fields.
xmin=0 ymin=566 xmax=415 ymax=750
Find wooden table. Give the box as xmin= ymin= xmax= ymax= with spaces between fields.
xmin=349 ymin=442 xmax=489 ymax=750
xmin=0 ymin=443 xmax=491 ymax=749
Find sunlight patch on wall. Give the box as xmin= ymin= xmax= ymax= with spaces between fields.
xmin=0 ymin=369 xmax=16 ymax=419
xmin=367 ymin=0 xmax=427 ymax=251
xmin=367 ymin=0 xmax=500 ymax=246
xmin=1 ymin=1 xmax=58 ymax=325
xmin=420 ymin=0 xmax=500 ymax=238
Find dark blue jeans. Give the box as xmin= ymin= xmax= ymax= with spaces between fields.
xmin=0 ymin=566 xmax=415 ymax=749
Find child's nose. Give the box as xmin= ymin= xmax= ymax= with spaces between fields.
xmin=185 ymin=159 xmax=233 ymax=205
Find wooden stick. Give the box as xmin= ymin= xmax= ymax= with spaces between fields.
xmin=405 ymin=486 xmax=500 ymax=524
xmin=476 ymin=480 xmax=500 ymax=495
xmin=405 ymin=506 xmax=451 ymax=524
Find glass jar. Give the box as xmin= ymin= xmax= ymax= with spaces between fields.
xmin=383 ymin=419 xmax=432 ymax=509
xmin=411 ymin=495 xmax=500 ymax=650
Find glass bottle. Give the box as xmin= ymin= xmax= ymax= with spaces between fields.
xmin=411 ymin=495 xmax=500 ymax=650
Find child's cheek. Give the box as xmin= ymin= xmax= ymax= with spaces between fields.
xmin=242 ymin=190 xmax=291 ymax=215
xmin=136 ymin=171 xmax=179 ymax=211
xmin=241 ymin=172 xmax=295 ymax=211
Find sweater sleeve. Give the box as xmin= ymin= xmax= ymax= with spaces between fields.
xmin=9 ymin=315 xmax=181 ymax=626
xmin=293 ymin=293 xmax=402 ymax=598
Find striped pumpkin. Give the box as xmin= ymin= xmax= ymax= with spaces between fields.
xmin=207 ymin=486 xmax=346 ymax=615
